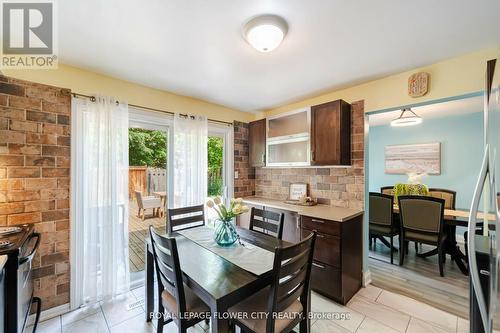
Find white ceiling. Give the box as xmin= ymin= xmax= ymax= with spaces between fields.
xmin=59 ymin=0 xmax=500 ymax=112
xmin=368 ymin=95 xmax=483 ymax=126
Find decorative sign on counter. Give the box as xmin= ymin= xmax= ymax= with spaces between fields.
xmin=288 ymin=183 xmax=308 ymax=201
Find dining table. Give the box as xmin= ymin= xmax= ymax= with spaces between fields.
xmin=144 ymin=226 xmax=289 ymax=333
xmin=391 ymin=206 xmax=496 ymax=275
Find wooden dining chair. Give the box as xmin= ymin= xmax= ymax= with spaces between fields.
xmin=149 ymin=226 xmax=210 ymax=333
xmin=398 ymin=196 xmax=446 ymax=276
xmin=428 ymin=188 xmax=456 ymax=210
xmin=228 ymin=232 xmax=317 ymax=333
xmin=249 ymin=207 xmax=285 ymax=240
xmin=380 ymin=186 xmax=395 ymax=196
xmin=167 ymin=204 xmax=205 ymax=234
xmin=369 ymin=192 xmax=398 ymax=264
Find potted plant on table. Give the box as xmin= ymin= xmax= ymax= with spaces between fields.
xmin=206 ymin=197 xmax=249 ymax=247
xmin=393 ymin=173 xmax=430 ymax=203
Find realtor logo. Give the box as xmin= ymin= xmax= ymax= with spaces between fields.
xmin=1 ymin=0 xmax=58 ymax=69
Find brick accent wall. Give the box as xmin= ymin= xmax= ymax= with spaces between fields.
xmin=0 ymin=75 xmax=71 ymax=310
xmin=254 ymin=100 xmax=365 ymax=210
xmin=233 ymin=121 xmax=255 ymax=198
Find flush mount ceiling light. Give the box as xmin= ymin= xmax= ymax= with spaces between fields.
xmin=242 ymin=15 xmax=288 ymax=52
xmin=391 ymin=108 xmax=423 ymax=127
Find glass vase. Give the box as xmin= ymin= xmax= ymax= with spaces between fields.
xmin=214 ymin=219 xmax=239 ymax=247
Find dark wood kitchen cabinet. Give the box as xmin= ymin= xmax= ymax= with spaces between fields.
xmin=248 ymin=119 xmax=266 ymax=167
xmin=301 ymin=214 xmax=362 ymax=305
xmin=311 ymin=99 xmax=351 ymax=166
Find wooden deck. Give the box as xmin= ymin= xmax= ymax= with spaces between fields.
xmin=369 ymin=239 xmax=469 ymax=319
xmin=128 ymin=200 xmax=166 ymax=272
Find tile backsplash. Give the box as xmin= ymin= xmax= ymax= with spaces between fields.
xmin=253 ymin=100 xmax=364 ymax=210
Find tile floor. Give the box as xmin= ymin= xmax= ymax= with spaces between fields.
xmin=27 ymin=284 xmax=470 ymax=333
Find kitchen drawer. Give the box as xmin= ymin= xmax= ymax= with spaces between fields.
xmin=302 ymin=228 xmax=340 ymax=267
xmin=301 ymin=216 xmax=340 ymax=236
xmin=311 ymin=261 xmax=341 ymax=302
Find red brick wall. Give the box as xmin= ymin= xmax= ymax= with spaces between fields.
xmin=0 ymin=75 xmax=71 ymax=310
xmin=233 ymin=121 xmax=255 ymax=198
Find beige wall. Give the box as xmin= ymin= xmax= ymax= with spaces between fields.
xmin=3 ymin=64 xmax=255 ymax=123
xmin=3 ymin=47 xmax=498 ymax=122
xmin=265 ymin=48 xmax=499 ymax=117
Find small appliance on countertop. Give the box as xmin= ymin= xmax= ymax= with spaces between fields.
xmin=0 ymin=224 xmax=41 ymax=333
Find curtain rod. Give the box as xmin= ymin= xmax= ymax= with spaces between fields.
xmin=72 ymin=93 xmax=233 ymax=126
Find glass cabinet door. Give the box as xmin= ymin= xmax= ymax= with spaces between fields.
xmin=267 ymin=108 xmax=310 ymax=141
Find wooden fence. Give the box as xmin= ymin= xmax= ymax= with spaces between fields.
xmin=129 ymin=167 xmax=167 ymax=199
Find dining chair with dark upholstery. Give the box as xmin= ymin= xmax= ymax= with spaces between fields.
xmin=398 ymin=196 xmax=446 ymax=276
xmin=149 ymin=226 xmax=210 ymax=333
xmin=411 ymin=188 xmax=456 ymax=253
xmin=249 ymin=207 xmax=285 ymax=240
xmin=228 ymin=232 xmax=317 ymax=333
xmin=380 ymin=186 xmax=395 ymax=196
xmin=167 ymin=204 xmax=205 ymax=234
xmin=428 ymin=188 xmax=456 ymax=210
xmin=369 ymin=192 xmax=398 ymax=264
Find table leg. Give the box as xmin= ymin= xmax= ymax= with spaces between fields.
xmin=445 ymin=225 xmax=468 ymax=275
xmin=145 ymin=242 xmax=155 ymax=321
xmin=211 ymin=309 xmax=229 ymax=333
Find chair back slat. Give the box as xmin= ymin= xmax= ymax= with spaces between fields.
xmin=149 ymin=226 xmax=187 ymax=313
xmin=266 ymin=232 xmax=316 ymax=329
xmin=168 ymin=204 xmax=205 ymax=233
xmin=251 ymin=218 xmax=278 ymax=233
xmin=369 ymin=192 xmax=393 ymax=226
xmin=277 ymin=268 xmax=307 ymax=300
xmin=277 ymin=283 xmax=305 ymax=312
xmin=279 ymin=249 xmax=310 ymax=277
xmin=170 ymin=214 xmax=205 ymax=227
xmin=249 ymin=207 xmax=284 ymax=240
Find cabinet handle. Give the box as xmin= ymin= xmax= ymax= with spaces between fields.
xmin=312 ymin=263 xmax=325 ymax=269
xmin=296 ymin=216 xmax=300 ymax=229
xmin=311 ymin=218 xmax=324 ymax=224
xmin=480 ymin=269 xmax=490 ymax=276
xmin=261 ymin=153 xmax=265 ymax=164
xmin=311 ymin=149 xmax=315 ymax=162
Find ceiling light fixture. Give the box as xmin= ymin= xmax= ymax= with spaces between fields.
xmin=243 ymin=15 xmax=288 ymax=53
xmin=390 ymin=108 xmax=423 ymax=127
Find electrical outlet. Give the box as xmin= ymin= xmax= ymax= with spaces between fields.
xmin=234 ymin=171 xmax=239 ymax=179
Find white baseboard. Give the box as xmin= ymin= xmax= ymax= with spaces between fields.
xmin=362 ymin=269 xmax=372 ymax=287
xmin=26 ymin=303 xmax=70 ymax=326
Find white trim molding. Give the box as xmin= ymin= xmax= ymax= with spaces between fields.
xmin=362 ymin=269 xmax=372 ymax=287
xmin=27 ymin=303 xmax=70 ymax=326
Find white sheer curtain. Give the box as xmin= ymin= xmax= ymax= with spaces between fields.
xmin=71 ymin=95 xmax=130 ymax=307
xmin=172 ymin=114 xmax=208 ymax=208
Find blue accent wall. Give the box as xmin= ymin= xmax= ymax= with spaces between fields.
xmin=368 ymin=112 xmax=484 ymax=210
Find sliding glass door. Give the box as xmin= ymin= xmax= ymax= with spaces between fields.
xmin=128 ymin=115 xmax=169 ymax=284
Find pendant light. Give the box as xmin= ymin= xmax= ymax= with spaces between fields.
xmin=391 ymin=108 xmax=423 ymax=127
xmin=243 ymin=15 xmax=288 ymax=52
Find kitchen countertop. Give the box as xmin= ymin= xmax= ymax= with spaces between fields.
xmin=242 ymin=197 xmax=364 ymax=222
xmin=0 ymin=255 xmax=7 ymax=271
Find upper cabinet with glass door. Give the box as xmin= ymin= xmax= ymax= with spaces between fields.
xmin=248 ymin=99 xmax=352 ymax=168
xmin=266 ymin=107 xmax=311 ymax=166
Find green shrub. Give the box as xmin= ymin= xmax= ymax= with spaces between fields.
xmin=393 ymin=183 xmax=429 ymax=202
